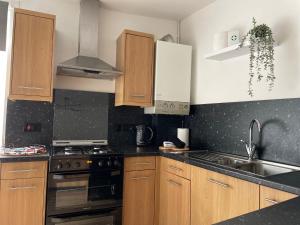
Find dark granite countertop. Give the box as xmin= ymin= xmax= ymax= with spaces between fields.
xmin=215 ymin=197 xmax=300 ymax=225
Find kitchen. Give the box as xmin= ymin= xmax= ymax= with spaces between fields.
xmin=0 ymin=0 xmax=300 ymax=225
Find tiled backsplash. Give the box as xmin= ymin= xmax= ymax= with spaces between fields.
xmin=7 ymin=90 xmax=300 ymax=166
xmin=186 ymin=98 xmax=300 ymax=166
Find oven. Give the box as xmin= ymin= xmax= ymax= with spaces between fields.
xmin=47 ymin=207 xmax=122 ymax=225
xmin=47 ymin=170 xmax=123 ymax=215
xmin=46 ymin=155 xmax=123 ymax=225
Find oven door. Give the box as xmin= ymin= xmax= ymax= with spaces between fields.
xmin=47 ymin=208 xmax=122 ymax=225
xmin=47 ymin=170 xmax=122 ymax=215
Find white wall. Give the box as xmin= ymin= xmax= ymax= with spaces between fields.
xmin=12 ymin=0 xmax=178 ymax=93
xmin=180 ymin=0 xmax=300 ymax=104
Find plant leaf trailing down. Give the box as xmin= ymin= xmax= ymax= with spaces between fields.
xmin=240 ymin=18 xmax=275 ymax=97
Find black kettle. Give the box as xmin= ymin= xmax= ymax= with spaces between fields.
xmin=136 ymin=125 xmax=154 ymax=146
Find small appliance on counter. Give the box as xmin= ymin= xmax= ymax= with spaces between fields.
xmin=136 ymin=125 xmax=154 ymax=146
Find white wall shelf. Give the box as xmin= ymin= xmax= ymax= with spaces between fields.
xmin=205 ymin=41 xmax=279 ymax=61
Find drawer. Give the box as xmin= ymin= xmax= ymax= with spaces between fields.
xmin=125 ymin=156 xmax=156 ymax=171
xmin=260 ymin=186 xmax=297 ymax=209
xmin=1 ymin=161 xmax=47 ymax=180
xmin=161 ymin=157 xmax=190 ymax=180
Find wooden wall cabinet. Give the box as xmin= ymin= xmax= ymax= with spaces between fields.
xmin=123 ymin=156 xmax=156 ymax=225
xmin=0 ymin=161 xmax=48 ymax=225
xmin=260 ymin=186 xmax=297 ymax=209
xmin=115 ymin=30 xmax=154 ymax=107
xmin=191 ymin=166 xmax=259 ymax=225
xmin=9 ymin=9 xmax=55 ymax=102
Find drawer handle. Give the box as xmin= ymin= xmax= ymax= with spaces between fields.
xmin=168 ymin=179 xmax=182 ymax=186
xmin=131 ymin=176 xmax=150 ymax=180
xmin=135 ymin=162 xmax=152 ymax=165
xmin=18 ymin=86 xmax=43 ymax=90
xmin=10 ymin=186 xmax=36 ymax=190
xmin=208 ymin=178 xmax=230 ymax=189
xmin=8 ymin=169 xmax=37 ymax=173
xmin=265 ymin=198 xmax=279 ymax=205
xmin=169 ymin=165 xmax=183 ymax=172
xmin=131 ymin=94 xmax=145 ymax=98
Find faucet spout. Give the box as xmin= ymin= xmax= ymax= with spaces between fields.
xmin=243 ymin=119 xmax=261 ymax=161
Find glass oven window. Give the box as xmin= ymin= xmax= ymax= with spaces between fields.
xmin=47 ymin=171 xmax=122 ymax=214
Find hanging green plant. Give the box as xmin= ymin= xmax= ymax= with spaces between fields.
xmin=240 ymin=18 xmax=275 ymax=97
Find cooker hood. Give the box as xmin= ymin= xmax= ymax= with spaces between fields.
xmin=57 ymin=0 xmax=122 ymax=79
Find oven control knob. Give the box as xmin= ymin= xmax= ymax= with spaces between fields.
xmin=56 ymin=162 xmax=63 ymax=170
xmin=113 ymin=159 xmax=119 ymax=167
xmin=98 ymin=160 xmax=104 ymax=167
xmin=65 ymin=162 xmax=71 ymax=169
xmin=107 ymin=160 xmax=112 ymax=167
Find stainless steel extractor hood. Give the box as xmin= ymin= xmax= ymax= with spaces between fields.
xmin=57 ymin=0 xmax=122 ymax=79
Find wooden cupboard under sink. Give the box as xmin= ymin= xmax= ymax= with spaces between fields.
xmin=122 ymin=156 xmax=299 ymax=225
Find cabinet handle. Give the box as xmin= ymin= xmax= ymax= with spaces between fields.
xmin=168 ymin=179 xmax=182 ymax=186
xmin=10 ymin=186 xmax=36 ymax=190
xmin=131 ymin=94 xmax=145 ymax=98
xmin=208 ymin=178 xmax=230 ymax=189
xmin=135 ymin=162 xmax=152 ymax=165
xmin=18 ymin=86 xmax=43 ymax=90
xmin=169 ymin=165 xmax=183 ymax=172
xmin=265 ymin=198 xmax=279 ymax=205
xmin=8 ymin=169 xmax=36 ymax=173
xmin=131 ymin=176 xmax=149 ymax=180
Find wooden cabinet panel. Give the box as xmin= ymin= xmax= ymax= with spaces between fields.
xmin=191 ymin=166 xmax=259 ymax=225
xmin=260 ymin=186 xmax=297 ymax=209
xmin=9 ymin=9 xmax=55 ymax=102
xmin=159 ymin=171 xmax=190 ymax=225
xmin=125 ymin=156 xmax=156 ymax=172
xmin=123 ymin=170 xmax=156 ymax=225
xmin=0 ymin=178 xmax=46 ymax=225
xmin=161 ymin=157 xmax=191 ymax=180
xmin=115 ymin=30 xmax=154 ymax=107
xmin=1 ymin=161 xmax=47 ymax=180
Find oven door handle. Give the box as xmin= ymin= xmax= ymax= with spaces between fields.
xmin=52 ymin=173 xmax=90 ymax=180
xmin=50 ymin=209 xmax=116 ymax=223
xmin=56 ymin=186 xmax=87 ymax=192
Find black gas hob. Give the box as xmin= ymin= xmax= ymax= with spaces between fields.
xmin=47 ymin=140 xmax=123 ymax=225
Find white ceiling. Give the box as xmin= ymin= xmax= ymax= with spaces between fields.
xmin=100 ymin=0 xmax=216 ymax=20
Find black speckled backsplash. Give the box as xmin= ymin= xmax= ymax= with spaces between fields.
xmin=186 ymin=99 xmax=300 ymax=166
xmin=5 ymin=100 xmax=53 ymax=147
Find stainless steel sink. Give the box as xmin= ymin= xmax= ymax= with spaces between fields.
xmin=189 ymin=151 xmax=300 ymax=177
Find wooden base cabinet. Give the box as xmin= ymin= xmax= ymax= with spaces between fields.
xmin=0 ymin=178 xmax=46 ymax=225
xmin=191 ymin=166 xmax=259 ymax=225
xmin=260 ymin=186 xmax=297 ymax=209
xmin=123 ymin=157 xmax=156 ymax=225
xmin=158 ymin=171 xmax=190 ymax=225
xmin=0 ymin=161 xmax=48 ymax=225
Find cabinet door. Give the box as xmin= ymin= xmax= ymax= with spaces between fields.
xmin=0 ymin=178 xmax=46 ymax=225
xmin=191 ymin=166 xmax=259 ymax=225
xmin=123 ymin=170 xmax=156 ymax=225
xmin=124 ymin=33 xmax=154 ymax=106
xmin=159 ymin=172 xmax=190 ymax=225
xmin=260 ymin=186 xmax=297 ymax=209
xmin=10 ymin=10 xmax=54 ymax=101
